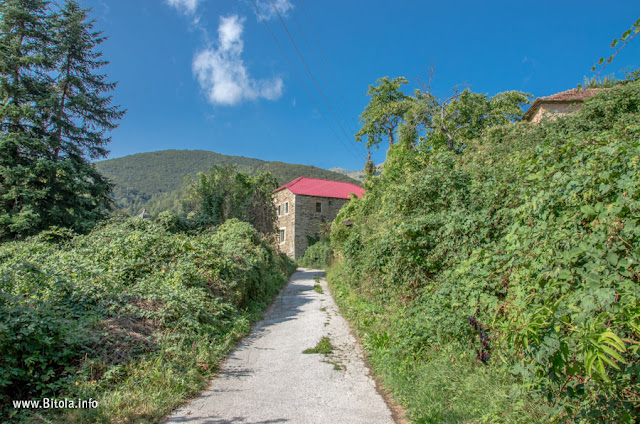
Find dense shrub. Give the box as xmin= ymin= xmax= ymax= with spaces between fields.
xmin=330 ymin=82 xmax=640 ymax=422
xmin=0 ymin=218 xmax=295 ymax=422
xmin=299 ymin=239 xmax=333 ymax=269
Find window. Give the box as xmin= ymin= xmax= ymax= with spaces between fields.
xmin=285 ymin=202 xmax=289 ymax=214
xmin=316 ymin=202 xmax=322 ymax=213
xmin=277 ymin=204 xmax=281 ymax=216
xmin=279 ymin=228 xmax=286 ymax=243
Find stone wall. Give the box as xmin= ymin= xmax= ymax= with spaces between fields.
xmin=530 ymin=102 xmax=583 ymax=123
xmin=274 ymin=189 xmax=296 ymax=258
xmin=292 ymin=194 xmax=349 ymax=259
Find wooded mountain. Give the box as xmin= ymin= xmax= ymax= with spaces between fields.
xmin=95 ymin=149 xmax=360 ymax=216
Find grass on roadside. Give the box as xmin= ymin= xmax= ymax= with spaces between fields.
xmin=1 ymin=219 xmax=297 ymax=424
xmin=326 ymin=262 xmax=540 ymax=423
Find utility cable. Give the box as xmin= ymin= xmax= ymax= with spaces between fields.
xmin=249 ymin=0 xmax=361 ymax=161
xmin=295 ymin=0 xmax=361 ymax=139
xmin=283 ymin=0 xmax=361 ymax=141
xmin=267 ymin=0 xmax=363 ymax=158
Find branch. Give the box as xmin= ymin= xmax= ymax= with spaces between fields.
xmin=593 ymin=19 xmax=640 ymax=77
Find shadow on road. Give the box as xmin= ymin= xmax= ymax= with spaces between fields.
xmin=234 ymin=269 xmax=322 ymax=348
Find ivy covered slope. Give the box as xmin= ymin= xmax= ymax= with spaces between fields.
xmin=329 ymin=83 xmax=640 ymax=422
xmin=0 ymin=218 xmax=296 ymax=423
xmin=95 ymin=149 xmax=359 ymax=216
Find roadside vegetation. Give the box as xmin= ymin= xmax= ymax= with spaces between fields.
xmin=0 ymin=4 xmax=297 ymax=421
xmin=0 ymin=218 xmax=296 ymax=423
xmin=299 ymin=239 xmax=333 ymax=269
xmin=329 ymin=80 xmax=640 ymax=422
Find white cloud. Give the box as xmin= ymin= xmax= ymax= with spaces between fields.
xmin=193 ymin=15 xmax=283 ymax=106
xmin=255 ymin=0 xmax=291 ymax=21
xmin=166 ymin=0 xmax=199 ymax=14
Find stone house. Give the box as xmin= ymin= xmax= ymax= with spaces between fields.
xmin=274 ymin=177 xmax=364 ymax=259
xmin=523 ymin=88 xmax=603 ymax=123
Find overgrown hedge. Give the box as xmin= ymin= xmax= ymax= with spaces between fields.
xmin=0 ymin=218 xmax=296 ymax=423
xmin=299 ymin=239 xmax=333 ymax=269
xmin=330 ymin=82 xmax=640 ymax=422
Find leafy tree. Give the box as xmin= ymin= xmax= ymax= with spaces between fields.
xmin=355 ymin=76 xmax=411 ymax=149
xmin=402 ymin=85 xmax=531 ymax=152
xmin=356 ymin=74 xmax=530 ymax=153
xmin=184 ymin=165 xmax=278 ymax=234
xmin=0 ymin=0 xmax=123 ymax=239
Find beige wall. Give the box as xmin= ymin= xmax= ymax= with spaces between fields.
xmin=274 ymin=189 xmax=351 ymax=259
xmin=292 ymin=195 xmax=349 ymax=259
xmin=530 ymin=102 xmax=583 ymax=123
xmin=274 ymin=189 xmax=296 ymax=259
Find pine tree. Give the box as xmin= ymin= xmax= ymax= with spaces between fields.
xmin=0 ymin=0 xmax=124 ymax=238
xmin=42 ymin=0 xmax=124 ymax=232
xmin=0 ymin=0 xmax=54 ymax=236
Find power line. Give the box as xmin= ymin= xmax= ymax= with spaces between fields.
xmin=248 ymin=0 xmax=361 ymax=161
xmin=295 ymin=0 xmax=361 ymax=138
xmin=283 ymin=0 xmax=360 ymax=139
xmin=267 ymin=0 xmax=363 ymax=158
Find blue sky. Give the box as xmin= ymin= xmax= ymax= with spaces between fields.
xmin=86 ymin=0 xmax=640 ymax=170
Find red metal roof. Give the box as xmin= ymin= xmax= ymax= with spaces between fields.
xmin=275 ymin=177 xmax=364 ymax=199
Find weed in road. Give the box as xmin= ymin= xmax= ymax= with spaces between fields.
xmin=323 ymin=359 xmax=345 ymax=371
xmin=314 ymin=284 xmax=324 ymax=294
xmin=303 ymin=336 xmax=333 ymax=354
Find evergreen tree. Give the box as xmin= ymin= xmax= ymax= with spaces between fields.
xmin=0 ymin=0 xmax=124 ymax=239
xmin=0 ymin=0 xmax=54 ymax=236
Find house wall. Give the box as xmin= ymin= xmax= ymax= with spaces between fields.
xmin=530 ymin=102 xmax=583 ymax=123
xmin=274 ymin=189 xmax=296 ymax=259
xmin=274 ymin=189 xmax=353 ymax=259
xmin=292 ymin=195 xmax=350 ymax=259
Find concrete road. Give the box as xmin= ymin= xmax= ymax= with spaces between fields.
xmin=165 ymin=268 xmax=395 ymax=424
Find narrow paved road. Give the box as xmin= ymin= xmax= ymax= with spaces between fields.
xmin=166 ymin=268 xmax=395 ymax=424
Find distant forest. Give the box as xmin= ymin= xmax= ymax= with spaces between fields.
xmin=95 ymin=149 xmax=360 ymax=216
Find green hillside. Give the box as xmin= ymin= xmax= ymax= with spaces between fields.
xmin=95 ymin=149 xmax=360 ymax=216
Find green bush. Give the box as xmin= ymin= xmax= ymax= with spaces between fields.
xmin=0 ymin=218 xmax=295 ymax=422
xmin=154 ymin=211 xmax=192 ymax=233
xmin=299 ymin=239 xmax=333 ymax=269
xmin=330 ymin=82 xmax=640 ymax=422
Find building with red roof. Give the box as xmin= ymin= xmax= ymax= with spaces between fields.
xmin=523 ymin=88 xmax=603 ymax=123
xmin=274 ymin=177 xmax=363 ymax=259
